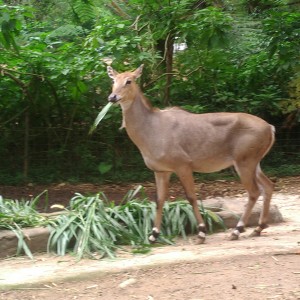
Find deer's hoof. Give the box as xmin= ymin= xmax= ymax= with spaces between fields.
xmin=249 ymin=229 xmax=261 ymax=237
xmin=229 ymin=234 xmax=239 ymax=241
xmin=229 ymin=229 xmax=240 ymax=241
xmin=148 ymin=235 xmax=157 ymax=243
xmin=197 ymin=232 xmax=206 ymax=244
xmin=197 ymin=236 xmax=206 ymax=244
xmin=149 ymin=227 xmax=160 ymax=243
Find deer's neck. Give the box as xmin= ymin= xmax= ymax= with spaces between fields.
xmin=120 ymin=93 xmax=154 ymax=145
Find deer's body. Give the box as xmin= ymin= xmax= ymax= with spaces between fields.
xmin=125 ymin=103 xmax=272 ymax=174
xmin=107 ymin=65 xmax=275 ymax=242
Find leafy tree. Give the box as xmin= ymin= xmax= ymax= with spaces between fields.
xmin=98 ymin=0 xmax=233 ymax=104
xmin=262 ymin=9 xmax=300 ymax=124
xmin=0 ymin=0 xmax=299 ymax=184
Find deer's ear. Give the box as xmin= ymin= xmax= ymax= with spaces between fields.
xmin=133 ymin=64 xmax=144 ymax=79
xmin=107 ymin=66 xmax=118 ymax=79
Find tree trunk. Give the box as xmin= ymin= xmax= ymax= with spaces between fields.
xmin=163 ymin=34 xmax=174 ymax=106
xmin=23 ymin=110 xmax=29 ymax=180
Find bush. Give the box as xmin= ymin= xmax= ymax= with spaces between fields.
xmin=48 ymin=189 xmax=225 ymax=259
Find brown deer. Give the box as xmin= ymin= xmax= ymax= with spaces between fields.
xmin=107 ymin=65 xmax=275 ymax=243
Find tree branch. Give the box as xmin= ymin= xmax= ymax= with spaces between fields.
xmin=0 ymin=66 xmax=27 ymax=90
xmin=144 ymin=65 xmax=203 ymax=88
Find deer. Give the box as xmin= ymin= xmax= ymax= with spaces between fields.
xmin=107 ymin=64 xmax=275 ymax=243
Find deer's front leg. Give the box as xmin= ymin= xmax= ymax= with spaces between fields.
xmin=149 ymin=171 xmax=171 ymax=243
xmin=176 ymin=167 xmax=206 ymax=244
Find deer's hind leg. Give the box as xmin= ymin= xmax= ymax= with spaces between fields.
xmin=249 ymin=164 xmax=274 ymax=237
xmin=230 ymin=161 xmax=262 ymax=240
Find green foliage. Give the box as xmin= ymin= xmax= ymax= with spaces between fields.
xmin=46 ymin=24 xmax=86 ymax=43
xmin=98 ymin=162 xmax=113 ymax=175
xmin=262 ymin=10 xmax=300 ymax=71
xmin=0 ymin=191 xmax=51 ymax=258
xmin=281 ymin=76 xmax=300 ymax=114
xmin=71 ymin=0 xmax=96 ymax=28
xmin=48 ymin=190 xmax=225 ymax=259
xmin=183 ymin=7 xmax=233 ymax=49
xmin=0 ymin=3 xmax=34 ymax=51
xmin=48 ymin=193 xmax=126 ymax=258
xmin=0 ymin=185 xmax=225 ymax=260
xmin=0 ymin=192 xmax=49 ymax=229
xmin=89 ymin=102 xmax=113 ymax=134
xmin=0 ymin=0 xmax=299 ymax=184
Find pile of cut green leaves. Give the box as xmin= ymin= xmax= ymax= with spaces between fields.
xmin=1 ymin=187 xmax=225 ymax=260
xmin=48 ymin=188 xmax=225 ymax=259
xmin=0 ymin=192 xmax=52 ymax=259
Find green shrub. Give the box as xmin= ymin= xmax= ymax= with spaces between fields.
xmin=48 ymin=188 xmax=225 ymax=259
xmin=0 ymin=191 xmax=51 ymax=258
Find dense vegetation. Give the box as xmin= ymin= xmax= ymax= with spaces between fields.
xmin=0 ymin=0 xmax=299 ymax=185
xmin=0 ymin=189 xmax=225 ymax=258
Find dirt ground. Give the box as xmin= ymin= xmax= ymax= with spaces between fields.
xmin=0 ymin=178 xmax=248 ymax=210
xmin=1 ymin=251 xmax=300 ymax=300
xmin=0 ymin=176 xmax=300 ymax=300
xmin=0 ymin=176 xmax=299 ymax=210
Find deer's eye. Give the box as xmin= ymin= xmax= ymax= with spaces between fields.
xmin=126 ymin=79 xmax=132 ymax=85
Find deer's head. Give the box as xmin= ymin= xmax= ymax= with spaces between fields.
xmin=107 ymin=65 xmax=144 ymax=104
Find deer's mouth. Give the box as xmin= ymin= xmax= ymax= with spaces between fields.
xmin=108 ymin=93 xmax=122 ymax=103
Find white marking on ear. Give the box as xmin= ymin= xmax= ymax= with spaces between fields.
xmin=133 ymin=64 xmax=144 ymax=79
xmin=107 ymin=66 xmax=118 ymax=79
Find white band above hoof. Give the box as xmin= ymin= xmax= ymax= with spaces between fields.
xmin=198 ymin=231 xmax=206 ymax=239
xmin=232 ymin=229 xmax=240 ymax=236
xmin=149 ymin=235 xmax=156 ymax=242
xmin=149 ymin=227 xmax=160 ymax=243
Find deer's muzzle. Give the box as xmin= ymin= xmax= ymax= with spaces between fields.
xmin=108 ymin=93 xmax=121 ymax=103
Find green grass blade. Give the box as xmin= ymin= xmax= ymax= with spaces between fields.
xmin=89 ymin=102 xmax=113 ymax=134
xmin=12 ymin=223 xmax=34 ymax=259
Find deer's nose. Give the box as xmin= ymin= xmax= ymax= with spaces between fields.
xmin=108 ymin=93 xmax=119 ymax=103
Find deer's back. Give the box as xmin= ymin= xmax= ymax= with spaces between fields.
xmin=128 ymin=109 xmax=273 ymax=173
